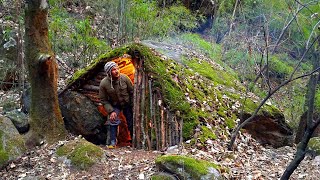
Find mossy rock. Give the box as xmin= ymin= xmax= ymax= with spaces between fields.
xmin=56 ymin=138 xmax=104 ymax=170
xmin=0 ymin=115 xmax=26 ymax=168
xmin=308 ymin=137 xmax=320 ymax=155
xmin=155 ymin=155 xmax=221 ymax=180
xmin=151 ymin=172 xmax=177 ymax=180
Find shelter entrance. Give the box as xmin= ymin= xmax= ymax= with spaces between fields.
xmin=98 ymin=54 xmax=135 ymax=147
xmin=60 ymin=48 xmax=183 ymax=150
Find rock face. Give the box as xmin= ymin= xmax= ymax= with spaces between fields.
xmin=0 ymin=115 xmax=26 ymax=168
xmin=5 ymin=110 xmax=29 ymax=134
xmin=59 ymin=91 xmax=107 ymax=144
xmin=155 ymin=155 xmax=221 ymax=180
xmin=295 ymin=112 xmax=320 ymax=144
xmin=242 ymin=112 xmax=293 ymax=148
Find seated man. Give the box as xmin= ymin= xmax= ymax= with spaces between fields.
xmin=99 ymin=61 xmax=134 ymax=148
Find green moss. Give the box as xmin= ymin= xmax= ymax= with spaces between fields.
xmin=199 ymin=126 xmax=217 ymax=143
xmin=0 ymin=150 xmax=9 ymax=166
xmin=183 ymin=58 xmax=238 ymax=89
xmin=56 ymin=139 xmax=104 ymax=170
xmin=225 ymin=114 xmax=237 ymax=129
xmin=0 ymin=128 xmax=25 ymax=167
xmin=261 ymin=104 xmax=282 ymax=117
xmin=217 ymin=108 xmax=227 ymax=118
xmin=156 ymin=155 xmax=220 ymax=178
xmin=308 ymin=137 xmax=320 ymax=155
xmin=242 ymin=99 xmax=258 ymax=114
xmin=0 ymin=130 xmax=3 ymax=149
xmin=56 ymin=141 xmax=76 ymax=156
xmin=182 ymin=121 xmax=198 ymax=139
xmin=315 ymin=87 xmax=320 ymax=111
xmin=0 ymin=130 xmax=9 ymax=166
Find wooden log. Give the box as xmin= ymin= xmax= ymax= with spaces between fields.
xmin=82 ymin=84 xmax=99 ymax=92
xmin=174 ymin=116 xmax=179 ymax=145
xmin=153 ymin=92 xmax=159 ymax=150
xmin=87 ymin=80 xmax=100 ymax=86
xmin=179 ymin=116 xmax=183 ymax=148
xmin=82 ymin=93 xmax=100 ymax=103
xmin=134 ymin=60 xmax=143 ymax=148
xmin=93 ymin=77 xmax=103 ymax=83
xmin=140 ymin=71 xmax=146 ymax=149
xmin=132 ymin=63 xmax=139 ymax=147
xmin=96 ymin=74 xmax=105 ymax=81
xmin=97 ymin=71 xmax=109 ymax=77
xmin=147 ymin=78 xmax=153 ymax=150
xmin=160 ymin=103 xmax=165 ymax=150
xmin=167 ymin=111 xmax=171 ymax=147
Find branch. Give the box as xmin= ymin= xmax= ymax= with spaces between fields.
xmin=281 ymin=69 xmax=319 ymax=179
xmin=38 ymin=53 xmax=51 ymax=63
xmin=228 ymin=35 xmax=320 ymax=150
xmin=306 ymin=19 xmax=320 ymax=48
xmin=272 ymin=1 xmax=317 ymax=54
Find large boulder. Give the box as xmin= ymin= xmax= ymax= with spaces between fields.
xmin=242 ymin=108 xmax=294 ymax=148
xmin=155 ymin=155 xmax=221 ymax=180
xmin=295 ymin=112 xmax=320 ymax=144
xmin=5 ymin=110 xmax=29 ymax=134
xmin=59 ymin=91 xmax=107 ymax=144
xmin=0 ymin=115 xmax=26 ymax=168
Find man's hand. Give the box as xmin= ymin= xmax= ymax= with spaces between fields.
xmin=109 ymin=111 xmax=117 ymax=122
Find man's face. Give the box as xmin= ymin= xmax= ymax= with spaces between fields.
xmin=111 ymin=66 xmax=120 ymax=79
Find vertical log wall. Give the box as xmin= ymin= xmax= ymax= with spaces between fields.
xmin=132 ymin=58 xmax=183 ymax=150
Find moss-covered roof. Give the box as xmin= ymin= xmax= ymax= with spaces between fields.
xmin=64 ymin=43 xmax=284 ymax=140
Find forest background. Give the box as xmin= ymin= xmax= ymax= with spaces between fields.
xmin=1 ymin=0 xmax=318 ymax=131
xmin=0 ymin=0 xmax=320 ymax=179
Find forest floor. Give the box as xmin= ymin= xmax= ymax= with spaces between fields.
xmin=0 ymin=132 xmax=319 ymax=180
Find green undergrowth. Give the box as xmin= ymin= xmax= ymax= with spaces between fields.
xmin=56 ymin=138 xmax=104 ymax=170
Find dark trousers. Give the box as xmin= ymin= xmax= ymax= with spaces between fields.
xmin=110 ymin=105 xmax=133 ymax=144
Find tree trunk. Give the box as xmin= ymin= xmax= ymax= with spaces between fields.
xmin=281 ymin=52 xmax=320 ymax=179
xmin=25 ymin=0 xmax=66 ymax=145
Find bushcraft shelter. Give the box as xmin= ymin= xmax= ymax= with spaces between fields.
xmin=59 ymin=44 xmax=184 ymax=150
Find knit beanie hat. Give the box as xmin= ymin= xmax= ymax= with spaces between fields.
xmin=104 ymin=61 xmax=117 ymax=75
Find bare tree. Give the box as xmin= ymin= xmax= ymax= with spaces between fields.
xmin=228 ymin=35 xmax=320 ymax=150
xmin=281 ymin=53 xmax=320 ymax=179
xmin=24 ymin=0 xmax=66 ymax=145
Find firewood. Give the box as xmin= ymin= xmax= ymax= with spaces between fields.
xmin=82 ymin=84 xmax=99 ymax=92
